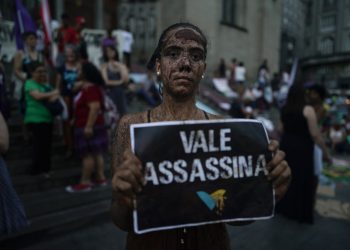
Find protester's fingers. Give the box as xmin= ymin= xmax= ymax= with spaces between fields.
xmin=123 ymin=150 xmax=143 ymax=171
xmin=268 ymin=160 xmax=288 ymax=181
xmin=122 ymin=158 xmax=144 ymax=185
xmin=118 ymin=168 xmax=143 ymax=194
xmin=112 ymin=176 xmax=134 ymax=197
xmin=274 ymin=168 xmax=291 ymax=202
xmin=273 ymin=165 xmax=291 ymax=189
xmin=267 ymin=150 xmax=285 ymax=171
xmin=268 ymin=140 xmax=279 ymax=153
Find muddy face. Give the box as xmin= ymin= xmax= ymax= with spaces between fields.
xmin=156 ymin=28 xmax=206 ymax=99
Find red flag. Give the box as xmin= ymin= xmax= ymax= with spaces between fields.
xmin=40 ymin=0 xmax=54 ymax=65
xmin=40 ymin=0 xmax=52 ymax=44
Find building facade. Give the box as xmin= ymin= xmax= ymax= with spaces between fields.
xmin=280 ymin=0 xmax=308 ymax=70
xmin=302 ymin=0 xmax=350 ymax=89
xmin=1 ymin=0 xmax=282 ymax=82
xmin=119 ymin=0 xmax=282 ymax=82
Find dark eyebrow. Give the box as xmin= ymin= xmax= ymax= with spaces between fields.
xmin=189 ymin=47 xmax=205 ymax=53
xmin=163 ymin=45 xmax=182 ymax=51
xmin=163 ymin=45 xmax=204 ymax=53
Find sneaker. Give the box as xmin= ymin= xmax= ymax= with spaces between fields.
xmin=93 ymin=179 xmax=108 ymax=187
xmin=65 ymin=183 xmax=92 ymax=193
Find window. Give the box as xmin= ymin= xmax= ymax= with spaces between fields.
xmin=322 ymin=0 xmax=337 ymax=11
xmin=319 ymin=37 xmax=335 ymax=54
xmin=221 ymin=0 xmax=247 ymax=31
xmin=222 ymin=0 xmax=237 ymax=26
xmin=345 ymin=34 xmax=350 ymax=51
xmin=320 ymin=15 xmax=336 ymax=32
xmin=305 ymin=1 xmax=313 ymax=26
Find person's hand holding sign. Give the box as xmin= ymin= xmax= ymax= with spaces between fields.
xmin=267 ymin=140 xmax=291 ymax=201
xmin=112 ymin=149 xmax=144 ymax=208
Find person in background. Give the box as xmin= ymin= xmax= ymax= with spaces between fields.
xmin=24 ymin=62 xmax=58 ymax=176
xmin=102 ymin=28 xmax=117 ymax=51
xmin=66 ymin=62 xmax=108 ymax=192
xmin=0 ymin=56 xmax=9 ymax=120
xmin=121 ymin=26 xmax=134 ymax=69
xmin=13 ymin=32 xmax=44 ymax=104
xmin=13 ymin=31 xmax=45 ymax=142
xmin=218 ymin=58 xmax=226 ymax=78
xmin=55 ymin=13 xmax=79 ymax=68
xmin=135 ymin=69 xmax=161 ymax=107
xmin=235 ymin=61 xmax=246 ymax=85
xmin=110 ymin=22 xmax=291 ymax=249
xmin=257 ymin=59 xmax=270 ymax=90
xmin=270 ymin=72 xmax=280 ymax=106
xmin=0 ymin=111 xmax=9 ymax=154
xmin=36 ymin=19 xmax=45 ymax=54
xmin=55 ymin=45 xmax=80 ymax=158
xmin=229 ymin=58 xmax=237 ymax=84
xmin=277 ymin=83 xmax=331 ymax=224
xmin=100 ymin=45 xmax=129 ymax=116
xmin=306 ymin=83 xmax=330 ymax=207
xmin=0 ymin=111 xmax=28 ymax=235
xmin=74 ymin=16 xmax=88 ymax=62
xmin=329 ymin=118 xmax=348 ymax=154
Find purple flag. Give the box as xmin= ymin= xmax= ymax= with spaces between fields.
xmin=14 ymin=0 xmax=37 ymax=49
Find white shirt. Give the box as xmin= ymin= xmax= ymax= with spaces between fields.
xmin=235 ymin=66 xmax=246 ymax=82
xmin=121 ymin=30 xmax=134 ymax=53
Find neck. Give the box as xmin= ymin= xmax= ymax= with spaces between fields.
xmin=28 ymin=47 xmax=36 ymax=53
xmin=66 ymin=61 xmax=76 ymax=67
xmin=158 ymin=93 xmax=198 ymax=120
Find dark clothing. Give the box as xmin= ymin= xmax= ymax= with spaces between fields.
xmin=74 ymin=125 xmax=108 ymax=158
xmin=57 ymin=65 xmax=79 ymax=96
xmin=106 ymin=66 xmax=128 ymax=116
xmin=0 ymin=157 xmax=28 ymax=235
xmin=229 ymin=100 xmax=245 ymax=118
xmin=0 ymin=66 xmax=9 ymax=119
xmin=108 ymin=85 xmax=128 ymax=116
xmin=277 ymin=108 xmax=315 ymax=223
xmin=27 ymin=122 xmax=53 ymax=174
xmin=22 ymin=52 xmax=43 ymax=80
xmin=126 ymin=224 xmax=230 ymax=250
xmin=123 ymin=52 xmax=131 ymax=69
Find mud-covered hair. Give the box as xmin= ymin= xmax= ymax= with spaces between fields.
xmin=147 ymin=22 xmax=207 ymax=70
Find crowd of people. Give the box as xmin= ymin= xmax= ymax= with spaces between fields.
xmin=0 ymin=12 xmax=162 ymax=194
xmin=213 ymin=57 xmax=350 ymax=225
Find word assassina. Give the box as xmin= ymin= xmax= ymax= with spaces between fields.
xmin=144 ymin=128 xmax=269 ymax=186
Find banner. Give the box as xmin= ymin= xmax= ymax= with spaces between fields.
xmin=131 ymin=119 xmax=275 ymax=234
xmin=14 ymin=0 xmax=37 ymax=50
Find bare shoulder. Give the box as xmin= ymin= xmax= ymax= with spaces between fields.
xmin=115 ymin=111 xmax=149 ymax=140
xmin=303 ymin=105 xmax=315 ymax=117
xmin=14 ymin=51 xmax=24 ymax=61
xmin=118 ymin=111 xmax=148 ymax=128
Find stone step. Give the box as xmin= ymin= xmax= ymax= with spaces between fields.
xmin=20 ymin=185 xmax=111 ymax=219
xmin=12 ymin=167 xmax=111 ymax=194
xmin=4 ymin=143 xmax=66 ymax=160
xmin=0 ymin=199 xmax=111 ymax=243
xmin=6 ymin=154 xmax=82 ymax=175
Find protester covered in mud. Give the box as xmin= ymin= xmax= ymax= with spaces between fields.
xmin=111 ymin=23 xmax=291 ymax=250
